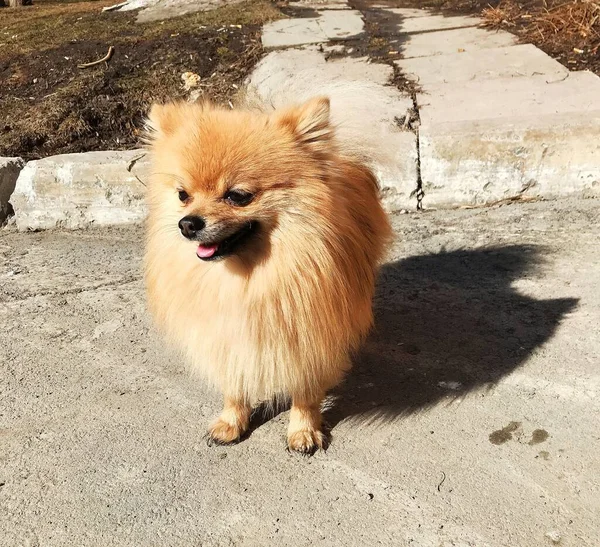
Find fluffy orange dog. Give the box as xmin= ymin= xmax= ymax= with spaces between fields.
xmin=144 ymin=96 xmax=391 ymax=453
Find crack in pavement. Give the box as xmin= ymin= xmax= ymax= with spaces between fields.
xmin=0 ymin=275 xmax=142 ymax=304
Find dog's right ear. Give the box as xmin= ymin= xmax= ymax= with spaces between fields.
xmin=145 ymin=101 xmax=214 ymax=143
xmin=145 ymin=103 xmax=178 ymax=142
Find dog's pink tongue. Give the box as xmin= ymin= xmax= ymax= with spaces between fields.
xmin=197 ymin=244 xmax=218 ymax=259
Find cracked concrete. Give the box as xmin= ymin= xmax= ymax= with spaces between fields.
xmin=1 ymin=199 xmax=599 ymax=545
xmin=262 ymin=10 xmax=365 ymax=48
xmin=6 ymin=0 xmax=600 ymax=230
xmin=257 ymin=1 xmax=600 ymax=210
xmin=2 ymin=3 xmax=600 ymax=544
xmin=246 ymin=47 xmax=418 ymax=210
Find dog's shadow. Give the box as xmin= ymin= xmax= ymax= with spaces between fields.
xmin=322 ymin=244 xmax=577 ymax=428
xmin=247 ymin=245 xmax=577 ymax=436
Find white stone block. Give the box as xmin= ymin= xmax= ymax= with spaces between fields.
xmin=396 ymin=44 xmax=568 ymax=87
xmin=402 ymin=27 xmax=516 ymax=59
xmin=12 ymin=150 xmax=149 ymax=231
xmin=262 ymin=10 xmax=364 ymax=48
xmin=418 ymin=72 xmax=600 ymax=207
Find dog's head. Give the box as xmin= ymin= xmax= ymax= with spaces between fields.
xmin=146 ymin=98 xmax=334 ymax=263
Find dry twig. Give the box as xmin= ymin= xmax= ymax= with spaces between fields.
xmin=77 ymin=46 xmax=115 ymax=69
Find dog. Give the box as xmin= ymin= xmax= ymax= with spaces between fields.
xmin=144 ymin=93 xmax=391 ymax=453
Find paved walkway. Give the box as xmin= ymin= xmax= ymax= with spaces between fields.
xmin=2 ymin=3 xmax=600 ymax=545
xmin=1 ymin=198 xmax=599 ymax=545
xmin=4 ymin=0 xmax=600 ymax=230
xmin=256 ymin=0 xmax=600 ymax=209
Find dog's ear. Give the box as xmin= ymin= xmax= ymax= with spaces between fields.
xmin=145 ymin=103 xmax=179 ymax=141
xmin=275 ymin=97 xmax=332 ymax=155
xmin=145 ymin=101 xmax=215 ymax=143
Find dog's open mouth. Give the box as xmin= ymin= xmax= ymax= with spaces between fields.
xmin=196 ymin=221 xmax=258 ymax=261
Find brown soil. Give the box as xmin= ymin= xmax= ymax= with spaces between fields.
xmin=0 ymin=0 xmax=282 ymax=160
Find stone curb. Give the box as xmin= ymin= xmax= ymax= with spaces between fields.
xmin=3 ymin=143 xmax=416 ymax=231
xmin=3 ymin=4 xmax=600 ymax=231
xmin=9 ymin=150 xmax=150 ymax=231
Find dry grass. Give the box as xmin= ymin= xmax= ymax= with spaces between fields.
xmin=482 ymin=0 xmax=600 ymax=56
xmin=0 ymin=0 xmax=282 ymax=159
xmin=533 ymin=0 xmax=600 ymax=52
xmin=0 ymin=0 xmax=281 ymax=55
xmin=481 ymin=0 xmax=522 ymax=27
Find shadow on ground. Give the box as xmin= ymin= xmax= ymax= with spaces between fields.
xmin=323 ymin=244 xmax=578 ymax=428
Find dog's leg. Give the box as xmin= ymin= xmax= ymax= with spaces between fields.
xmin=287 ymin=393 xmax=327 ymax=454
xmin=207 ymin=396 xmax=251 ymax=445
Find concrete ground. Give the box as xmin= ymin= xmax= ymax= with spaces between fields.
xmin=1 ymin=198 xmax=599 ymax=546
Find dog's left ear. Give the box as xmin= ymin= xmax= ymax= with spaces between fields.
xmin=275 ymin=97 xmax=332 ymax=155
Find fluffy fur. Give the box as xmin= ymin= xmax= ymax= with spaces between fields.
xmin=144 ymin=93 xmax=392 ymax=452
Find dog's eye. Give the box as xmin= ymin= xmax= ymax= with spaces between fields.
xmin=178 ymin=190 xmax=190 ymax=203
xmin=224 ymin=189 xmax=253 ymax=207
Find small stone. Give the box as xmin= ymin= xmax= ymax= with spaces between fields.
xmin=181 ymin=71 xmax=201 ymax=91
xmin=188 ymin=89 xmax=203 ymax=103
xmin=437 ymin=381 xmax=462 ymax=391
xmin=0 ymin=157 xmax=24 ymax=224
xmin=545 ymin=530 xmax=561 ymax=543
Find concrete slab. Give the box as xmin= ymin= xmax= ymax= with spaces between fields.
xmin=402 ymin=26 xmax=517 ymax=59
xmin=262 ymin=10 xmax=364 ymax=48
xmin=418 ymin=71 xmax=600 ymax=207
xmin=0 ymin=157 xmax=24 ymax=225
xmin=262 ymin=18 xmax=327 ymax=48
xmin=136 ymin=0 xmax=246 ymax=23
xmin=397 ymin=14 xmax=480 ymax=34
xmin=396 ymin=44 xmax=569 ymax=87
xmin=11 ymin=150 xmax=149 ymax=231
xmin=247 ymin=48 xmax=418 ymax=209
xmin=1 ymin=199 xmax=599 ymax=545
xmin=103 ymin=0 xmax=247 ymax=22
xmin=249 ymin=47 xmax=391 ymax=86
xmin=419 ymin=70 xmax=600 ymax=125
xmin=318 ymin=9 xmax=364 ymax=38
xmin=385 ymin=7 xmax=433 ymax=18
xmin=288 ymin=0 xmax=350 ymax=9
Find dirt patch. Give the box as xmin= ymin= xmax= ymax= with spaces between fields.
xmin=0 ymin=0 xmax=282 ymax=160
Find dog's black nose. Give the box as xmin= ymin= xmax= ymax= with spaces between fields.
xmin=179 ymin=216 xmax=206 ymax=239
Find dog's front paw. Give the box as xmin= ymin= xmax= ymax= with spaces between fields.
xmin=207 ymin=418 xmax=244 ymax=446
xmin=287 ymin=428 xmax=327 ymax=455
